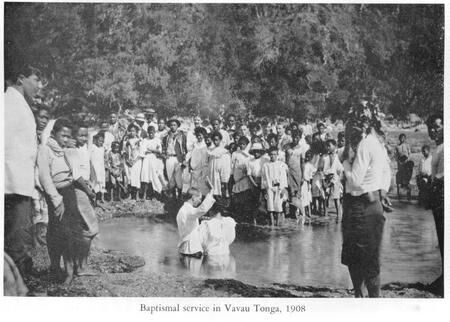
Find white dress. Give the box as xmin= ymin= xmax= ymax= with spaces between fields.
xmin=124 ymin=137 xmax=142 ymax=188
xmin=207 ymin=147 xmax=231 ymax=196
xmin=140 ymin=138 xmax=165 ymax=193
xmin=199 ymin=216 xmax=236 ymax=256
xmin=261 ymin=161 xmax=288 ymax=212
xmin=323 ymin=152 xmax=344 ymax=200
xmin=90 ymin=144 xmax=106 ymax=193
xmin=301 ymin=162 xmax=316 ymax=206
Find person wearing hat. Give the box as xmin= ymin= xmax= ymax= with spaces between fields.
xmin=246 ymin=142 xmax=267 ymax=224
xmin=162 ymin=118 xmax=187 ymax=199
xmin=133 ymin=113 xmax=148 ymax=139
xmin=341 ymin=103 xmax=391 ymax=298
xmin=143 ymin=108 xmax=157 ymax=132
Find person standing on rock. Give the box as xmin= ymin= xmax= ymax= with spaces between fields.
xmin=341 ymin=104 xmax=391 ymax=298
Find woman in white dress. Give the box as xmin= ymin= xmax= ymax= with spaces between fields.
xmin=123 ymin=123 xmax=143 ymax=200
xmin=140 ymin=125 xmax=166 ymax=198
xmin=90 ymin=131 xmax=106 ymax=202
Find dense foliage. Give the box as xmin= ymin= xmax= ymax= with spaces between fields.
xmin=4 ymin=3 xmax=444 ymax=120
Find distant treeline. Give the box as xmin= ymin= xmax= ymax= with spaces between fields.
xmin=4 ymin=3 xmax=443 ymax=120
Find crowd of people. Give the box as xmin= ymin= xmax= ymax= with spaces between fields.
xmin=4 ymin=65 xmax=444 ymax=297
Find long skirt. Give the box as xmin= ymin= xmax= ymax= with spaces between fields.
xmin=125 ymin=159 xmax=142 ymax=189
xmin=266 ymin=188 xmax=283 ymax=212
xmin=341 ymin=194 xmax=385 ymax=278
xmin=47 ymin=185 xmax=99 ymax=259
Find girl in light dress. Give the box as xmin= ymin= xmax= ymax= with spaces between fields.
xmin=140 ymin=125 xmax=166 ymax=199
xmin=262 ymin=147 xmax=288 ymax=226
xmin=207 ymin=131 xmax=231 ymax=199
xmin=124 ymin=123 xmax=143 ymax=200
xmin=301 ymin=150 xmax=316 ymax=223
xmin=90 ymin=131 xmax=106 ymax=203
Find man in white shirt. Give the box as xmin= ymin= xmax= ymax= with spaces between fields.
xmin=426 ymin=114 xmax=444 ymax=295
xmin=176 ymin=182 xmax=216 ymax=258
xmin=341 ymin=118 xmax=391 ymax=298
xmin=5 ymin=65 xmax=42 ymax=276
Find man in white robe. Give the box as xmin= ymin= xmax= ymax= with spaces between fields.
xmin=176 ymin=183 xmax=215 ymax=258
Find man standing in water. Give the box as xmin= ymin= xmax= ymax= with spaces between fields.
xmin=176 ymin=179 xmax=215 ymax=258
xmin=341 ymin=104 xmax=391 ymax=298
xmin=426 ymin=114 xmax=444 ymax=295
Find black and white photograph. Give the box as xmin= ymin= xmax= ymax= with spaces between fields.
xmin=1 ymin=1 xmax=447 ymax=316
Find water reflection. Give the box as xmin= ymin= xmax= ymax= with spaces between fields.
xmin=97 ymin=201 xmax=441 ymax=288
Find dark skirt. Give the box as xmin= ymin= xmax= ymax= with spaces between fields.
xmin=47 ymin=185 xmax=98 ymax=253
xmin=341 ymin=194 xmax=385 ymax=278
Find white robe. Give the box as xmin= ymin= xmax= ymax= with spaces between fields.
xmin=262 ymin=161 xmax=288 ymax=212
xmin=140 ymin=138 xmax=165 ymax=192
xmin=176 ymin=193 xmax=216 ymax=255
xmin=90 ymin=144 xmax=106 ymax=192
xmin=199 ymin=216 xmax=236 ymax=256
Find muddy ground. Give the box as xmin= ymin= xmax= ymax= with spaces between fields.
xmin=25 ymin=198 xmax=442 ymax=298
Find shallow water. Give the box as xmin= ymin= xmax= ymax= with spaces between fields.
xmin=96 ymin=200 xmax=441 ymax=288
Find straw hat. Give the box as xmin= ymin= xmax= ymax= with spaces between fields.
xmin=135 ymin=113 xmax=146 ymax=122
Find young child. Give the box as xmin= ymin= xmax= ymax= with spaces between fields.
xmin=124 ymin=123 xmax=143 ymax=200
xmin=323 ymin=139 xmax=344 ymax=222
xmin=262 ymin=148 xmax=288 ymax=227
xmin=337 ymin=131 xmax=345 ymax=162
xmin=90 ymin=131 xmax=106 ymax=203
xmin=416 ymin=144 xmax=432 ymax=208
xmin=140 ymin=126 xmax=165 ymax=199
xmin=107 ymin=141 xmax=125 ymax=201
xmin=207 ymin=131 xmax=231 ymax=199
xmin=300 ymin=150 xmax=316 ymax=223
xmin=247 ymin=142 xmax=267 ymax=225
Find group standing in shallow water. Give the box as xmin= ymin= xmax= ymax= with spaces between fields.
xmin=3 ymin=66 xmax=443 ymax=298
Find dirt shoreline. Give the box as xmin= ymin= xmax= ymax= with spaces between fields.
xmin=26 ymin=199 xmax=441 ymax=298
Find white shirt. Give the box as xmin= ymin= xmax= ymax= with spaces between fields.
xmin=418 ymin=155 xmax=433 ymax=176
xmin=343 ymin=134 xmax=391 ymax=196
xmin=4 ymin=87 xmax=38 ymax=196
xmin=432 ymin=144 xmax=444 ymax=179
xmin=200 ymin=216 xmax=236 ymax=256
xmin=176 ymin=193 xmax=216 ymax=255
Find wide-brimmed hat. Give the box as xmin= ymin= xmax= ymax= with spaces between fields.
xmin=167 ymin=118 xmax=181 ymax=127
xmin=144 ymin=108 xmax=155 ymax=114
xmin=135 ymin=113 xmax=146 ymax=122
xmin=249 ymin=142 xmax=265 ymax=152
